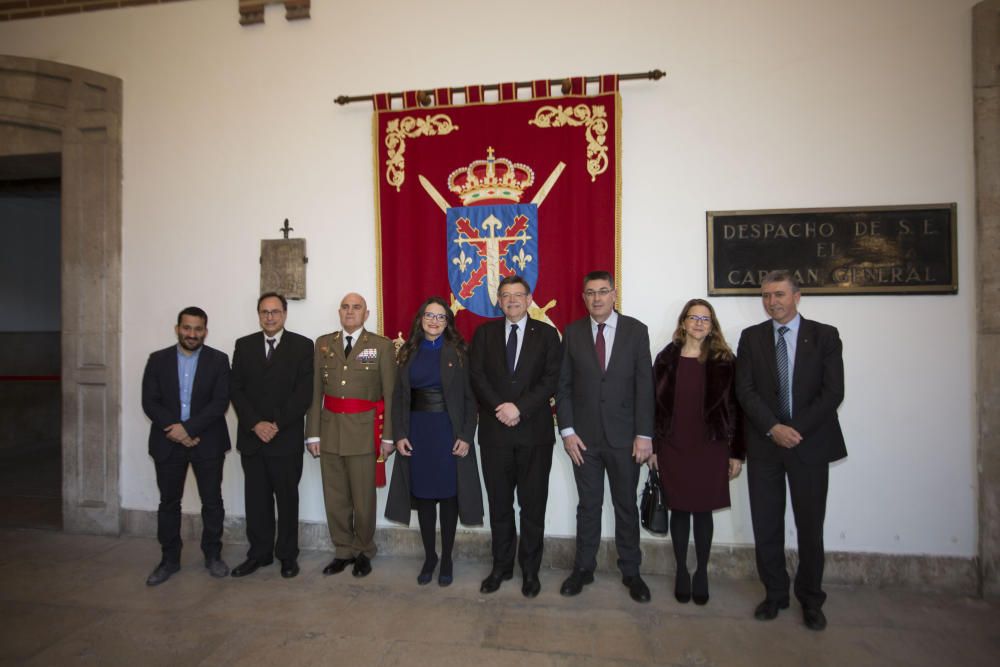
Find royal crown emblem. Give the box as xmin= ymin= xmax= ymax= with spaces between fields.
xmin=417 ymin=149 xmax=565 ymax=321
xmin=447 ymin=147 xmax=535 ymax=206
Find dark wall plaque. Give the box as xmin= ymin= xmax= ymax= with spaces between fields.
xmin=707 ymin=204 xmax=957 ymax=295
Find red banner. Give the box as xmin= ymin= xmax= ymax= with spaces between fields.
xmin=373 ymin=85 xmax=621 ymax=341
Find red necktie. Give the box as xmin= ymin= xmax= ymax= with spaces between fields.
xmin=595 ymin=323 xmax=606 ymax=373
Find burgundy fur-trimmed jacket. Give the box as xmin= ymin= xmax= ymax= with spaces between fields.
xmin=652 ymin=342 xmax=746 ymax=459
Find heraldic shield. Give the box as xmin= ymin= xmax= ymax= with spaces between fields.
xmin=446 ymin=203 xmax=539 ymax=319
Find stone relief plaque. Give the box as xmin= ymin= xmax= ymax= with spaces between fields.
xmin=260 ymin=238 xmax=307 ymax=299
xmin=707 ymin=204 xmax=957 ymax=295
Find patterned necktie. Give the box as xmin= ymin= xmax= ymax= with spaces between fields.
xmin=344 ymin=335 xmax=353 ymax=357
xmin=266 ymin=338 xmax=276 ymax=362
xmin=776 ymin=326 xmax=791 ymax=421
xmin=506 ymin=323 xmax=518 ymax=374
xmin=595 ymin=322 xmax=607 ymax=373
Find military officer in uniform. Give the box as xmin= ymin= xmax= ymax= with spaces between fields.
xmin=306 ymin=293 xmax=396 ymax=577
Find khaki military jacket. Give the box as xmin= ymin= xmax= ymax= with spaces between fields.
xmin=305 ymin=329 xmax=396 ymax=455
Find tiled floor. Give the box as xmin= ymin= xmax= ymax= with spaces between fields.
xmin=0 ymin=528 xmax=997 ymax=666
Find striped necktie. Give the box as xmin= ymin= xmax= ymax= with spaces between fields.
xmin=776 ymin=326 xmax=791 ymax=421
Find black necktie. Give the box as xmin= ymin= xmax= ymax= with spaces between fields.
xmin=344 ymin=335 xmax=353 ymax=357
xmin=266 ymin=338 xmax=276 ymax=362
xmin=776 ymin=326 xmax=791 ymax=421
xmin=506 ymin=323 xmax=519 ymax=374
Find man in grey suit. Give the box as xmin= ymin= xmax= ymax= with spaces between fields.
xmin=736 ymin=270 xmax=846 ymax=631
xmin=556 ymin=270 xmax=655 ymax=603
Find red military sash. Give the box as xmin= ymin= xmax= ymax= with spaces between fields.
xmin=322 ymin=395 xmax=387 ymax=487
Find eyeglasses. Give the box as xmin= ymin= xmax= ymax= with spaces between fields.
xmin=422 ymin=312 xmax=448 ymax=322
xmin=583 ymin=288 xmax=614 ymax=299
xmin=686 ymin=315 xmax=712 ymax=324
xmin=258 ymin=309 xmax=284 ymax=317
xmin=499 ymin=292 xmax=528 ymax=301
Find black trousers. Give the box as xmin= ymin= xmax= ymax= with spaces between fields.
xmin=241 ymin=450 xmax=304 ymax=562
xmin=572 ymin=438 xmax=641 ymax=576
xmin=747 ymin=453 xmax=830 ymax=609
xmin=154 ymin=447 xmax=225 ymax=565
xmin=480 ymin=442 xmax=554 ymax=576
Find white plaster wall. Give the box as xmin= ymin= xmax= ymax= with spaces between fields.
xmin=0 ymin=0 xmax=977 ymax=556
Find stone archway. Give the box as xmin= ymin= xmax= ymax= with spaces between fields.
xmin=0 ymin=55 xmax=122 ymax=534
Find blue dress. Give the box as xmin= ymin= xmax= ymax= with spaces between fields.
xmin=408 ymin=338 xmax=457 ymax=499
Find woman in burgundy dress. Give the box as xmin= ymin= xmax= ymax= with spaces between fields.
xmin=651 ymin=299 xmax=745 ymax=605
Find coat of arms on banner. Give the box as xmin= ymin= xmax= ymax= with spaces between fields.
xmin=419 ymin=147 xmax=564 ymax=319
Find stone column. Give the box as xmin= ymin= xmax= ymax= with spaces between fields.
xmin=974 ymin=0 xmax=1000 ymax=597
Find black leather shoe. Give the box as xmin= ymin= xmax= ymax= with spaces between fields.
xmin=623 ymin=575 xmax=651 ymax=603
xmin=145 ymin=562 xmax=180 ymax=586
xmin=803 ymin=607 xmax=828 ymax=631
xmin=692 ymin=569 xmax=709 ymax=605
xmin=418 ymin=555 xmax=438 ymax=586
xmin=322 ymin=557 xmax=356 ymax=575
xmin=674 ymin=570 xmax=691 ymax=603
xmin=479 ymin=569 xmax=513 ymax=594
xmin=352 ymin=554 xmax=372 ymax=578
xmin=280 ymin=560 xmax=299 ymax=578
xmin=231 ymin=558 xmax=273 ymax=578
xmin=205 ymin=557 xmax=229 ymax=578
xmin=559 ymin=569 xmax=594 ymax=597
xmin=522 ymin=573 xmax=541 ymax=598
xmin=754 ymin=598 xmax=790 ymax=620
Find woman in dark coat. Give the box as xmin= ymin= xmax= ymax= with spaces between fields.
xmin=383 ymin=297 xmax=483 ymax=586
xmin=651 ymin=298 xmax=745 ymax=605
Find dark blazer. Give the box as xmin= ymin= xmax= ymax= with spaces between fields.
xmin=384 ymin=341 xmax=484 ymax=526
xmin=735 ymin=316 xmax=846 ymax=465
xmin=652 ymin=342 xmax=745 ymax=459
xmin=556 ymin=313 xmax=655 ymax=449
xmin=469 ymin=317 xmax=561 ymax=447
xmin=141 ymin=344 xmax=232 ymax=463
xmin=229 ymin=330 xmax=314 ymax=457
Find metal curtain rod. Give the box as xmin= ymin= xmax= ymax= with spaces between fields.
xmin=333 ymin=69 xmax=665 ymax=106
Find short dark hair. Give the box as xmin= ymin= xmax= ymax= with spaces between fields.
xmin=257 ymin=292 xmax=288 ymax=311
xmin=761 ymin=270 xmax=801 ymax=293
xmin=498 ymin=275 xmax=532 ymax=294
xmin=177 ymin=306 xmax=208 ymax=326
xmin=582 ymin=270 xmax=614 ymax=289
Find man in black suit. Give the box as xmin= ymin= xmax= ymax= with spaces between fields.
xmin=470 ymin=275 xmax=562 ymax=598
xmin=735 ymin=270 xmax=846 ymax=631
xmin=141 ymin=306 xmax=232 ymax=586
xmin=555 ymin=270 xmax=655 ymax=603
xmin=229 ymin=292 xmax=314 ymax=579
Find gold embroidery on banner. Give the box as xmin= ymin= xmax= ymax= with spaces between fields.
xmin=528 ymin=104 xmax=609 ymax=182
xmin=385 ymin=114 xmax=459 ymax=192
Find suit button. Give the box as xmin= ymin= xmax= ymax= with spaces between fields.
xmin=341 ymin=380 xmax=346 ymax=385
xmin=343 ymin=365 xmax=348 ymax=370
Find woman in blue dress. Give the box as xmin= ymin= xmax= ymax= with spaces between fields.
xmin=384 ymin=297 xmax=483 ymax=585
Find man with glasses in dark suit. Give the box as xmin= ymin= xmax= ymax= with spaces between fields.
xmin=556 ymin=270 xmax=655 ymax=603
xmin=470 ymin=275 xmax=562 ymax=598
xmin=229 ymin=292 xmax=314 ymax=579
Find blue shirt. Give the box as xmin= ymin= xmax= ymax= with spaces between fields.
xmin=177 ymin=345 xmax=202 ymax=422
xmin=772 ymin=313 xmax=800 ymax=418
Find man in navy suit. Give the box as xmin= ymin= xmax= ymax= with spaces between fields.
xmin=229 ymin=293 xmax=314 ymax=579
xmin=141 ymin=306 xmax=232 ymax=586
xmin=556 ymin=270 xmax=655 ymax=603
xmin=736 ymin=270 xmax=846 ymax=631
xmin=470 ymin=275 xmax=562 ymax=598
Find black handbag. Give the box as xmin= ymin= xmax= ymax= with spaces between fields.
xmin=640 ymin=468 xmax=669 ymax=535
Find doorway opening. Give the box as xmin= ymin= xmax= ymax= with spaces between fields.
xmin=0 ymin=153 xmax=62 ymax=530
